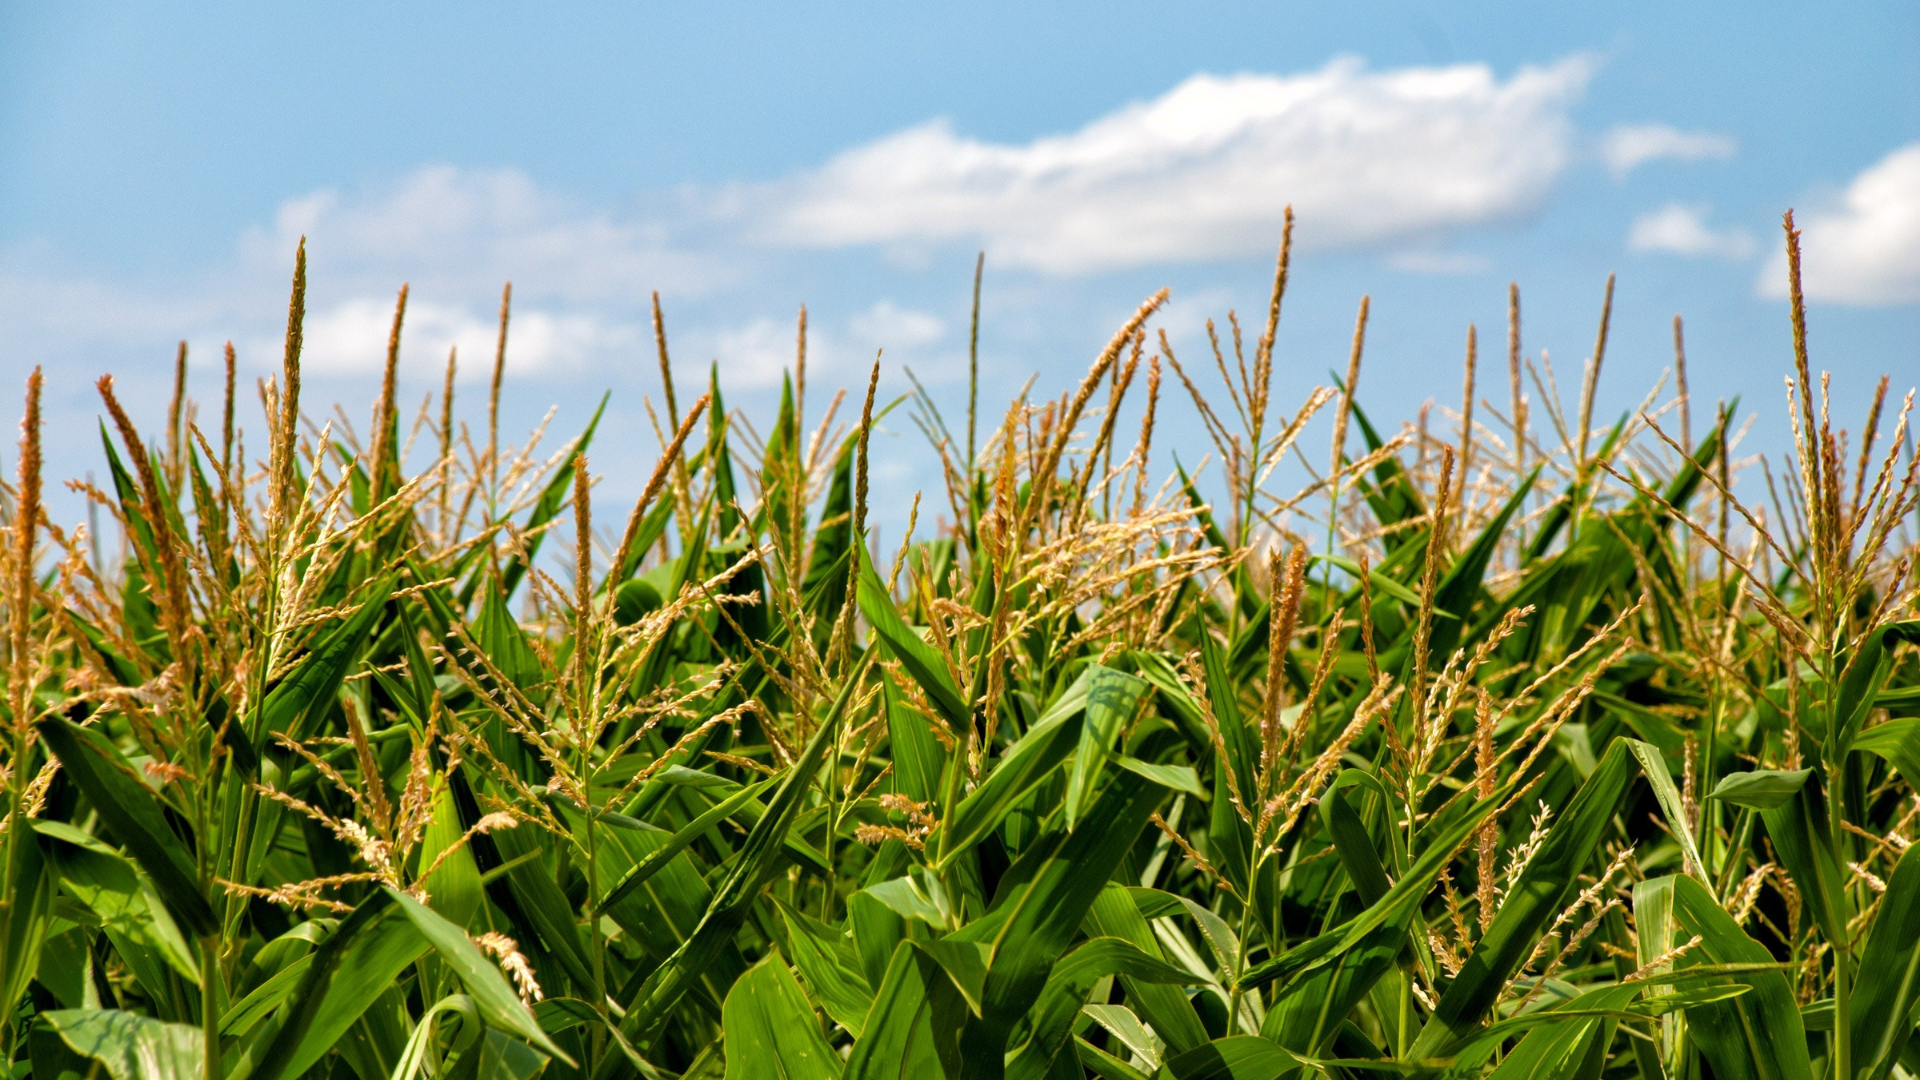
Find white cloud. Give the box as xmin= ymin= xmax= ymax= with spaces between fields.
xmin=1600 ymin=124 xmax=1738 ymax=178
xmin=287 ymin=297 xmax=642 ymax=378
xmin=696 ymin=302 xmax=949 ymax=391
xmin=1760 ymin=143 xmax=1920 ymax=305
xmin=849 ymin=302 xmax=944 ymax=350
xmin=1628 ymin=204 xmax=1756 ymax=259
xmin=242 ymin=166 xmax=719 ymax=305
xmin=751 ymin=56 xmax=1595 ymax=273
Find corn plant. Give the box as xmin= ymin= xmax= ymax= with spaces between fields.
xmin=0 ymin=211 xmax=1916 ymax=1080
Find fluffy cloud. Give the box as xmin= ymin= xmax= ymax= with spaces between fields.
xmin=1760 ymin=143 xmax=1920 ymax=305
xmin=751 ymin=56 xmax=1595 ymax=273
xmin=287 ymin=296 xmax=643 ymax=378
xmin=692 ymin=302 xmax=949 ymax=391
xmin=242 ymin=167 xmax=719 ymax=304
xmin=1600 ymin=124 xmax=1737 ymax=178
xmin=1628 ymin=204 xmax=1755 ymax=259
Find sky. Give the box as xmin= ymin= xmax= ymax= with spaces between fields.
xmin=2 ymin=1 xmax=1916 ymax=535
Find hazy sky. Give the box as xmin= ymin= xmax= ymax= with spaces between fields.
xmin=2 ymin=1 xmax=1915 ymax=526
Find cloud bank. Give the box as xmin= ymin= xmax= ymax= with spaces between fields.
xmin=753 ymin=56 xmax=1596 ymax=273
xmin=1761 ymin=143 xmax=1920 ymax=305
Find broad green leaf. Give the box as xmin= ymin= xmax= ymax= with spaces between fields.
xmin=33 ymin=716 xmax=217 ymax=939
xmin=778 ymin=900 xmax=874 ymax=1037
xmin=1757 ymin=776 xmax=1849 ymax=945
xmin=1319 ymin=777 xmax=1391 ymax=905
xmin=389 ymin=995 xmax=483 ymax=1080
xmin=1066 ymin=665 xmax=1150 ymax=830
xmin=1667 ymin=874 xmax=1812 ymax=1080
xmin=1708 ymin=768 xmax=1813 ymax=811
xmin=1084 ymin=886 xmax=1208 ymax=1058
xmin=1 ymin=816 xmax=54 ymax=1013
xmin=885 ymin=670 xmax=948 ymax=804
xmin=843 ymin=941 xmax=963 ymax=1080
xmin=1113 ymin=757 xmax=1207 ymax=800
xmin=419 ymin=784 xmax=483 ymax=926
xmin=1154 ymin=1035 xmax=1300 ymax=1080
xmin=722 ymin=951 xmax=843 ymax=1080
xmin=33 ymin=820 xmax=199 ymax=987
xmin=950 ymin=769 xmax=1168 ymax=1074
xmin=1856 ymin=719 xmax=1920 ymax=789
xmin=1627 ymin=738 xmax=1708 ymax=878
xmin=936 ymin=667 xmax=1095 ymax=868
xmin=1238 ymin=779 xmax=1506 ymax=996
xmin=1083 ymin=1005 xmax=1163 ymax=1069
xmin=859 ymin=565 xmax=969 ymax=729
xmin=1850 ymin=839 xmax=1920 ymax=1080
xmin=1260 ymin=923 xmax=1402 ymax=1058
xmin=1834 ymin=622 xmax=1920 ymax=757
xmin=601 ymin=775 xmax=778 ymax=913
xmin=385 ymin=888 xmax=569 ymax=1061
xmin=41 ymin=1010 xmax=203 ymax=1080
xmin=490 ymin=815 xmax=595 ymax=994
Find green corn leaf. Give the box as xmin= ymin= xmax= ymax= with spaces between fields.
xmin=1666 ymin=874 xmax=1813 ymax=1080
xmin=1319 ymin=777 xmax=1392 ymax=905
xmin=33 ymin=820 xmax=199 ymax=988
xmin=492 ymin=817 xmax=598 ymax=997
xmin=1409 ymin=737 xmax=1641 ymax=1058
xmin=1065 ymin=665 xmax=1150 ymax=829
xmin=1077 ymin=1036 xmax=1153 ymax=1080
xmin=606 ymin=662 xmax=869 ymax=1066
xmin=1757 ymin=774 xmax=1849 ymax=945
xmin=936 ymin=667 xmax=1095 ymax=868
xmin=255 ymin=577 xmax=394 ymax=740
xmin=884 ymin=670 xmax=947 ymax=803
xmin=1113 ymin=757 xmax=1206 ymax=800
xmin=1708 ymin=767 xmax=1813 ymax=811
xmin=859 ymin=564 xmax=969 ymax=730
xmin=777 ymin=899 xmax=874 ymax=1037
xmin=601 ymin=775 xmax=778 ymax=913
xmin=1085 ymin=885 xmax=1209 ymax=1057
xmin=1239 ymin=777 xmax=1508 ymax=996
xmin=950 ymin=769 xmax=1168 ymax=1075
xmin=722 ymin=950 xmax=843 ymax=1080
xmin=1084 ymin=1006 xmax=1164 ymax=1071
xmin=1259 ymin=923 xmax=1403 ymax=1058
xmin=1834 ymin=622 xmax=1920 ymax=758
xmin=40 ymin=1009 xmax=203 ymax=1080
xmin=32 ymin=716 xmax=217 ymax=939
xmin=1857 ymin=718 xmax=1920 ymax=789
xmin=418 ymin=785 xmax=484 ymax=926
xmin=231 ymin=890 xmax=423 ymax=1080
xmin=1628 ymin=738 xmax=1708 ymax=878
xmin=843 ymin=941 xmax=965 ymax=1080
xmin=384 ymin=888 xmax=570 ymax=1062
xmin=1849 ymin=839 xmax=1920 ymax=1080
xmin=1155 ymin=1034 xmax=1302 ymax=1080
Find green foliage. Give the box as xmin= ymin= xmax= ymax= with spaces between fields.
xmin=0 ymin=222 xmax=1914 ymax=1080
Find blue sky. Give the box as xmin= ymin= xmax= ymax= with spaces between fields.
xmin=2 ymin=1 xmax=1916 ymax=527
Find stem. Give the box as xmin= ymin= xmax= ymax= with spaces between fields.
xmin=201 ymin=936 xmax=220 ymax=1080
xmin=1828 ymin=771 xmax=1852 ymax=1080
xmin=586 ymin=807 xmax=606 ymax=1073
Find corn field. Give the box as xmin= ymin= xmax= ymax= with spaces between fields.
xmin=2 ymin=211 xmax=1917 ymax=1080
